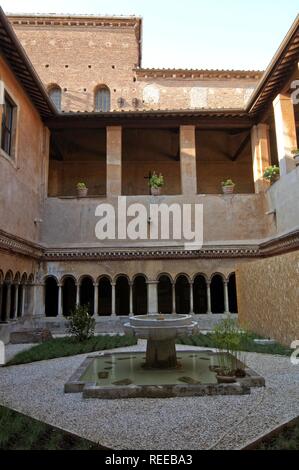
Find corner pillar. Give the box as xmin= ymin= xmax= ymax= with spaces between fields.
xmin=250 ymin=123 xmax=271 ymax=193
xmin=273 ymin=94 xmax=297 ymax=175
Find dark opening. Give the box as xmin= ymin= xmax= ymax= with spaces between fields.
xmin=175 ymin=275 xmax=190 ymax=314
xmin=158 ymin=275 xmax=172 ymax=314
xmin=115 ymin=276 xmax=130 ymax=316
xmin=0 ymin=284 xmax=8 ymax=322
xmin=228 ymin=273 xmax=238 ymax=313
xmin=211 ymin=275 xmax=225 ymax=314
xmin=80 ymin=277 xmax=94 ymax=315
xmin=9 ymin=284 xmax=15 ymax=319
xmin=17 ymin=285 xmax=23 ymax=317
xmin=45 ymin=277 xmax=58 ymax=317
xmin=133 ymin=276 xmax=147 ymax=315
xmin=193 ymin=275 xmax=207 ymax=314
xmin=98 ymin=277 xmax=112 ymax=316
xmin=63 ymin=277 xmax=76 ymax=317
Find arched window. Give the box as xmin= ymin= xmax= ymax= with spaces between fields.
xmin=95 ymin=86 xmax=110 ymax=112
xmin=48 ymin=85 xmax=61 ymax=111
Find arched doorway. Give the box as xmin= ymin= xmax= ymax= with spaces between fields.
xmin=158 ymin=275 xmax=172 ymax=314
xmin=228 ymin=273 xmax=238 ymax=313
xmin=133 ymin=275 xmax=147 ymax=315
xmin=211 ymin=274 xmax=224 ymax=314
xmin=175 ymin=275 xmax=190 ymax=314
xmin=45 ymin=277 xmax=58 ymax=317
xmin=193 ymin=275 xmax=207 ymax=314
xmin=98 ymin=277 xmax=112 ymax=316
xmin=79 ymin=277 xmax=94 ymax=315
xmin=115 ymin=276 xmax=130 ymax=316
xmin=62 ymin=277 xmax=76 ymax=317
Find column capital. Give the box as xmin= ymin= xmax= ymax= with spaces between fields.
xmin=146 ymin=280 xmax=159 ymax=285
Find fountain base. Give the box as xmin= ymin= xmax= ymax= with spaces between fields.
xmin=145 ymin=337 xmax=177 ymax=369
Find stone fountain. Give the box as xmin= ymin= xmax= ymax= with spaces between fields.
xmin=124 ymin=314 xmax=197 ymax=369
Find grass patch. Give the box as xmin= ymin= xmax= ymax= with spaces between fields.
xmin=6 ymin=335 xmax=137 ymax=366
xmin=0 ymin=405 xmax=107 ymax=450
xmin=176 ymin=332 xmax=292 ymax=356
xmin=255 ymin=420 xmax=299 ymax=450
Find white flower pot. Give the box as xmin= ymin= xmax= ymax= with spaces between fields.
xmin=222 ymin=185 xmax=235 ymax=194
xmin=150 ymin=187 xmax=161 ymax=196
xmin=77 ymin=188 xmax=88 ymax=197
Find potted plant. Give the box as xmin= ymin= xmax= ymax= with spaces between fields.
xmin=263 ymin=165 xmax=280 ymax=185
xmin=292 ymin=149 xmax=299 ymax=167
xmin=149 ymin=171 xmax=164 ymax=196
xmin=76 ymin=182 xmax=88 ymax=197
xmin=221 ymin=178 xmax=235 ymax=194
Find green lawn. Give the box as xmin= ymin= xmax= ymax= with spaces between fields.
xmin=254 ymin=420 xmax=299 ymax=450
xmin=0 ymin=405 xmax=107 ymax=450
xmin=6 ymin=335 xmax=137 ymax=366
xmin=177 ymin=332 xmax=292 ymax=356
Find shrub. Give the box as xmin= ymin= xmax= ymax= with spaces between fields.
xmin=212 ymin=317 xmax=246 ymax=374
xmin=263 ymin=165 xmax=280 ymax=182
xmin=221 ymin=178 xmax=235 ymax=187
xmin=149 ymin=171 xmax=164 ymax=189
xmin=67 ymin=304 xmax=95 ymax=342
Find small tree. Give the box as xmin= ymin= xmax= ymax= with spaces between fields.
xmin=67 ymin=305 xmax=95 ymax=342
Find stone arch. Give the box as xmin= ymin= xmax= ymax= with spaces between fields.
xmin=210 ymin=273 xmax=225 ymax=314
xmin=157 ymin=273 xmax=173 ymax=314
xmin=115 ymin=275 xmax=130 ymax=316
xmin=98 ymin=276 xmax=112 ymax=316
xmin=175 ymin=274 xmax=190 ymax=315
xmin=193 ymin=273 xmax=208 ymax=314
xmin=228 ymin=272 xmax=238 ymax=313
xmin=79 ymin=276 xmax=94 ymax=315
xmin=45 ymin=276 xmax=58 ymax=317
xmin=133 ymin=274 xmax=147 ymax=315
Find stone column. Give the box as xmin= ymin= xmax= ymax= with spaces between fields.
xmin=224 ymin=280 xmax=230 ymax=315
xmin=129 ymin=282 xmax=133 ymax=317
xmin=106 ymin=126 xmax=122 ymax=197
xmin=13 ymin=283 xmax=19 ymax=319
xmin=206 ymin=280 xmax=212 ymax=315
xmin=273 ymin=94 xmax=297 ymax=175
xmin=180 ymin=125 xmax=197 ymax=195
xmin=57 ymin=283 xmax=63 ymax=317
xmin=251 ymin=123 xmax=271 ymax=193
xmin=189 ymin=280 xmax=194 ymax=315
xmin=5 ymin=283 xmax=11 ymax=321
xmin=147 ymin=281 xmax=158 ymax=315
xmin=93 ymin=282 xmax=98 ymax=316
xmin=172 ymin=282 xmax=176 ymax=314
xmin=111 ymin=282 xmax=116 ymax=316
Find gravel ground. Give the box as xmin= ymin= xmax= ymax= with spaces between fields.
xmin=0 ymin=342 xmax=298 ymax=450
xmin=3 ymin=343 xmax=35 ymax=363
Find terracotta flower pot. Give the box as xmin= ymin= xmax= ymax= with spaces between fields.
xmin=270 ymin=175 xmax=280 ymax=185
xmin=222 ymin=184 xmax=235 ymax=194
xmin=150 ymin=187 xmax=161 ymax=196
xmin=77 ymin=187 xmax=88 ymax=197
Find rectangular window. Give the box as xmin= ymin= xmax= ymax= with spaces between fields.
xmin=1 ymin=93 xmax=15 ymax=157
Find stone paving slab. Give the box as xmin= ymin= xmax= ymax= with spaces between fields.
xmin=0 ymin=343 xmax=298 ymax=450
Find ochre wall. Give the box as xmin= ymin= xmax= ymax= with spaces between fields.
xmin=0 ymin=56 xmax=47 ymax=243
xmin=237 ymin=251 xmax=299 ymax=346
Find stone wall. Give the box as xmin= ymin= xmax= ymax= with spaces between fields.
xmin=237 ymin=250 xmax=299 ymax=346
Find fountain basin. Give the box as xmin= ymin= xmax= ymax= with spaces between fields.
xmin=124 ymin=314 xmax=197 ymax=368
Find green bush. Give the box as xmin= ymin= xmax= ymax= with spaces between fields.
xmin=67 ymin=304 xmax=95 ymax=342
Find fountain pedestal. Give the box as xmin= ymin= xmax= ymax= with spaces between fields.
xmin=124 ymin=314 xmax=197 ymax=369
xmin=146 ymin=337 xmax=177 ymax=369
